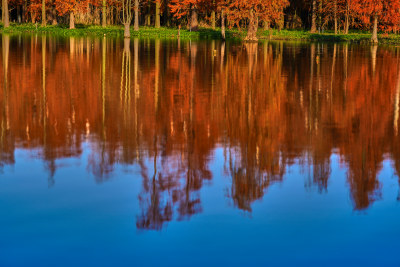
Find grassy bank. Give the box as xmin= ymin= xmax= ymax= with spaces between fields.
xmin=1 ymin=23 xmax=400 ymax=43
xmin=0 ymin=23 xmax=243 ymax=40
xmin=266 ymin=29 xmax=400 ymax=44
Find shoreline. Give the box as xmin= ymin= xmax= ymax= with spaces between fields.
xmin=1 ymin=23 xmax=399 ymax=44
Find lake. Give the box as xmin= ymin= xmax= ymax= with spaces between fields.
xmin=1 ymin=34 xmax=400 ymax=266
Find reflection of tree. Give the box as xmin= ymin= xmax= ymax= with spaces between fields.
xmin=338 ymin=48 xmax=394 ymax=209
xmin=136 ymin=42 xmax=208 ymax=229
xmin=41 ymin=35 xmax=56 ymax=186
xmin=0 ymin=34 xmax=14 ymax=170
xmin=228 ymin=149 xmax=269 ymax=212
xmin=389 ymin=63 xmax=400 ymax=201
xmin=87 ymin=37 xmax=114 ymax=181
xmin=136 ymin=145 xmax=174 ymax=230
xmin=3 ymin=36 xmax=400 ymax=225
xmin=120 ymin=38 xmax=131 ymax=103
xmin=223 ymin=42 xmax=288 ymax=211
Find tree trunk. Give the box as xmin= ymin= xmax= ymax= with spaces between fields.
xmin=23 ymin=0 xmax=27 ymax=22
xmin=41 ymin=0 xmax=46 ymax=26
xmin=17 ymin=5 xmax=21 ymax=23
xmin=102 ymin=0 xmax=107 ymax=27
xmin=345 ymin=1 xmax=349 ymax=34
xmin=318 ymin=0 xmax=322 ymax=31
xmin=191 ymin=9 xmax=198 ymax=31
xmin=311 ymin=0 xmax=317 ymax=33
xmin=334 ymin=0 xmax=337 ymax=34
xmin=17 ymin=5 xmax=22 ymax=23
xmin=134 ymin=0 xmax=139 ymax=31
xmin=155 ymin=1 xmax=160 ymax=28
xmin=146 ymin=2 xmax=151 ymax=26
xmin=371 ymin=14 xmax=378 ymax=43
xmin=124 ymin=22 xmax=130 ymax=38
xmin=3 ymin=0 xmax=9 ymax=28
xmin=279 ymin=13 xmax=284 ymax=31
xmin=221 ymin=9 xmax=225 ymax=40
xmin=211 ymin=10 xmax=215 ymax=29
xmin=163 ymin=0 xmax=170 ymax=26
xmin=93 ymin=6 xmax=99 ymax=24
xmin=263 ymin=20 xmax=269 ymax=31
xmin=70 ymin=11 xmax=75 ymax=29
xmin=107 ymin=6 xmax=111 ymax=25
xmin=51 ymin=0 xmax=57 ymax=25
xmin=245 ymin=9 xmax=258 ymax=41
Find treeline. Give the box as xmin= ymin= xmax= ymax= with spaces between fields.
xmin=1 ymin=0 xmax=400 ymax=41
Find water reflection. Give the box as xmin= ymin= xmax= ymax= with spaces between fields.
xmin=1 ymin=35 xmax=400 ymax=229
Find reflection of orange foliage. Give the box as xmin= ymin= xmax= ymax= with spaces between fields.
xmin=1 ymin=36 xmax=400 ymax=220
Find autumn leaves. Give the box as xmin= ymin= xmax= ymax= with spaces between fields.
xmin=310 ymin=0 xmax=400 ymax=43
xmin=169 ymin=0 xmax=289 ymax=40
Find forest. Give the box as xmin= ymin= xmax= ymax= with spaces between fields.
xmin=1 ymin=0 xmax=400 ymax=42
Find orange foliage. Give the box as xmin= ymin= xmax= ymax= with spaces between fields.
xmin=226 ymin=0 xmax=289 ymax=28
xmin=55 ymin=0 xmax=89 ymax=16
xmin=355 ymin=0 xmax=400 ymax=31
xmin=169 ymin=0 xmax=208 ymax=19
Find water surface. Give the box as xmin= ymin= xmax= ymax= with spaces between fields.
xmin=1 ymin=35 xmax=400 ymax=266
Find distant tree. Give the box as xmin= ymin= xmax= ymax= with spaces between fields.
xmin=121 ymin=0 xmax=133 ymax=37
xmin=134 ymin=0 xmax=139 ymax=31
xmin=169 ymin=0 xmax=207 ymax=31
xmin=42 ymin=0 xmax=46 ymax=26
xmin=155 ymin=0 xmax=161 ymax=28
xmin=2 ymin=0 xmax=10 ymax=28
xmin=354 ymin=0 xmax=400 ymax=43
xmin=227 ymin=0 xmax=289 ymax=41
xmin=102 ymin=0 xmax=107 ymax=26
xmin=55 ymin=0 xmax=89 ymax=29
